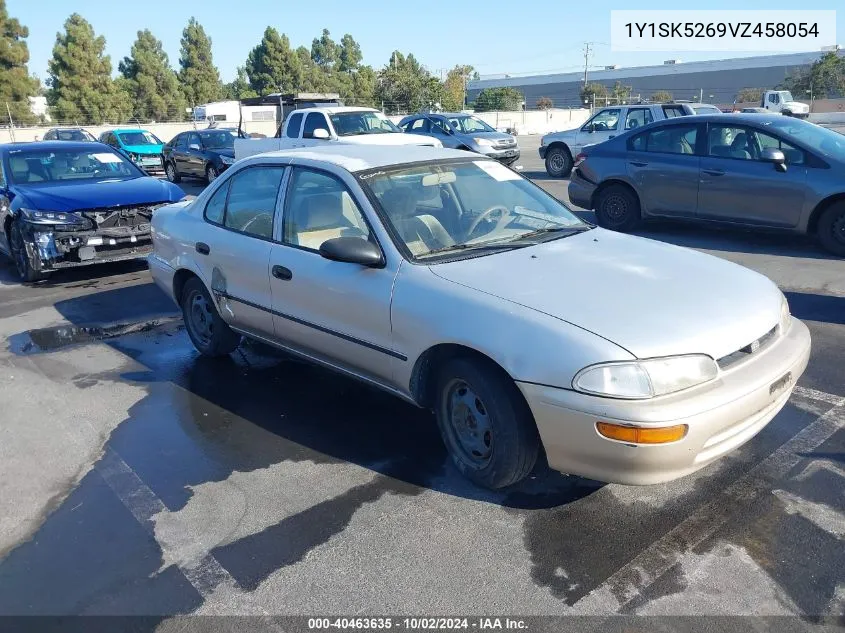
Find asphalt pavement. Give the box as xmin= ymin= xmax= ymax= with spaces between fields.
xmin=0 ymin=137 xmax=843 ymax=626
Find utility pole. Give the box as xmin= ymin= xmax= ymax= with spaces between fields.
xmin=582 ymin=42 xmax=592 ymax=85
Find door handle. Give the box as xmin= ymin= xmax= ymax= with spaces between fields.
xmin=608 ymin=135 xmax=616 ymax=139
xmin=703 ymin=169 xmax=725 ymax=176
xmin=629 ymin=161 xmax=649 ymax=167
xmin=195 ymin=242 xmax=210 ymax=255
xmin=272 ymin=265 xmax=293 ymax=281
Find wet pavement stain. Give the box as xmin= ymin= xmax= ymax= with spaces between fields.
xmin=8 ymin=317 xmax=180 ymax=355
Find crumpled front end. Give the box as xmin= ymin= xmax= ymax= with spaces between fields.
xmin=21 ymin=205 xmax=162 ymax=272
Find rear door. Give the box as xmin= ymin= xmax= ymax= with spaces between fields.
xmin=626 ymin=122 xmax=702 ymax=218
xmin=185 ymin=133 xmax=205 ymax=177
xmin=696 ymin=123 xmax=808 ymax=227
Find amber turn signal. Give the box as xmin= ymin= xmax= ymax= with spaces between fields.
xmin=596 ymin=422 xmax=688 ymax=444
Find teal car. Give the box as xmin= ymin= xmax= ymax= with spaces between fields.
xmin=98 ymin=128 xmax=165 ymax=173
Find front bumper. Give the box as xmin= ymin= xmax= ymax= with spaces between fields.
xmin=133 ymin=155 xmax=164 ymax=173
xmin=479 ymin=147 xmax=520 ymax=163
xmin=518 ymin=318 xmax=811 ymax=485
xmin=567 ymin=171 xmax=597 ymax=210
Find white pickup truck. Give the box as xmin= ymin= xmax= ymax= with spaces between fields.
xmin=539 ymin=102 xmax=696 ymax=177
xmin=234 ymin=106 xmax=441 ymax=160
xmin=760 ymin=90 xmax=810 ymax=119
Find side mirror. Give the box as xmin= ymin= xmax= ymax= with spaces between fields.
xmin=587 ymin=123 xmax=595 ymax=133
xmin=312 ymin=128 xmax=330 ymax=140
xmin=188 ymin=143 xmax=201 ymax=151
xmin=319 ymin=237 xmax=383 ymax=267
xmin=761 ymin=148 xmax=787 ymax=171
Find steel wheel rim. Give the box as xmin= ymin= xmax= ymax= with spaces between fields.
xmin=549 ymin=151 xmax=566 ymax=173
xmin=832 ymin=211 xmax=845 ymax=246
xmin=603 ymin=194 xmax=629 ymax=222
xmin=166 ymin=163 xmax=176 ymax=181
xmin=445 ymin=379 xmax=493 ymax=467
xmin=187 ymin=292 xmax=214 ymax=347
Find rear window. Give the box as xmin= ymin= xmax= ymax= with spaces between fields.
xmin=662 ymin=105 xmax=689 ymax=118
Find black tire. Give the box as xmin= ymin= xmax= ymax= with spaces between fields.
xmin=9 ymin=219 xmax=47 ymax=282
xmin=165 ymin=161 xmax=181 ymax=183
xmin=434 ymin=356 xmax=539 ymax=489
xmin=206 ymin=164 xmax=219 ymax=183
xmin=544 ymin=145 xmax=573 ymax=178
xmin=817 ymin=202 xmax=845 ymax=257
xmin=180 ymin=277 xmax=241 ymax=357
xmin=594 ymin=183 xmax=641 ymax=232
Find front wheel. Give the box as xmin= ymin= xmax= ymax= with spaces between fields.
xmin=9 ymin=219 xmax=47 ymax=282
xmin=181 ymin=277 xmax=241 ymax=357
xmin=434 ymin=357 xmax=539 ymax=489
xmin=165 ymin=161 xmax=181 ymax=183
xmin=817 ymin=202 xmax=845 ymax=257
xmin=545 ymin=146 xmax=573 ymax=178
xmin=594 ymin=184 xmax=641 ymax=232
xmin=206 ymin=164 xmax=219 ymax=183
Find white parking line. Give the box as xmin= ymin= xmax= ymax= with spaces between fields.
xmin=572 ymin=386 xmax=845 ymax=614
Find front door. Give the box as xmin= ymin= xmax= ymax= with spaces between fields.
xmin=574 ymin=108 xmax=622 ymax=152
xmin=269 ymin=166 xmax=399 ymax=384
xmin=191 ymin=165 xmax=286 ymax=339
xmin=299 ymin=113 xmax=332 ymax=149
xmin=697 ymin=124 xmax=808 ymax=227
xmin=627 ymin=122 xmax=701 ymax=217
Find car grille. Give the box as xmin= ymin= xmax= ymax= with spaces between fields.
xmin=494 ymin=138 xmax=517 ymax=149
xmin=717 ymin=325 xmax=778 ymax=370
xmin=80 ymin=204 xmax=161 ymax=236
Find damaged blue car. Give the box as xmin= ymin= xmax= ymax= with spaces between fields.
xmin=0 ymin=141 xmax=184 ymax=281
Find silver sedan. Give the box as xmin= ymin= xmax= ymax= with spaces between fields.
xmin=149 ymin=145 xmax=811 ymax=489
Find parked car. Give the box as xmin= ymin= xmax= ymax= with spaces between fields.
xmin=162 ymin=129 xmax=237 ymax=183
xmin=540 ymin=102 xmax=696 ymax=177
xmin=0 ymin=141 xmax=184 ymax=281
xmin=568 ymin=114 xmax=845 ymax=256
xmin=42 ymin=127 xmax=98 ymax=142
xmin=98 ymin=128 xmax=165 ymax=174
xmin=398 ymin=113 xmax=520 ymax=165
xmin=741 ymin=107 xmax=769 ymax=114
xmin=691 ymin=103 xmax=722 ymax=115
xmin=148 ymin=144 xmax=809 ymax=489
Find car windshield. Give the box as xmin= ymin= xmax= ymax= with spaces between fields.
xmin=447 ymin=116 xmax=496 ymax=133
xmin=56 ymin=129 xmax=96 ymax=141
xmin=762 ymin=118 xmax=845 ymax=161
xmin=363 ymin=159 xmax=590 ymax=260
xmin=780 ymin=91 xmax=795 ymax=102
xmin=5 ymin=148 xmax=141 ymax=184
xmin=117 ymin=131 xmax=162 ymax=146
xmin=198 ymin=130 xmax=236 ymax=149
xmin=330 ymin=111 xmax=400 ymax=136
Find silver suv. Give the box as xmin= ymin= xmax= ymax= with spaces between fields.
xmin=399 ymin=113 xmax=520 ymax=165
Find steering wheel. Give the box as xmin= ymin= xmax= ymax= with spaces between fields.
xmin=466 ymin=205 xmax=512 ymax=239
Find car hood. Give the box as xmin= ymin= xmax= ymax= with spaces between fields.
xmin=784 ymin=101 xmax=810 ymax=112
xmin=14 ymin=178 xmax=185 ymax=212
xmin=461 ymin=131 xmax=515 ymax=142
xmin=429 ymin=228 xmax=782 ymax=360
xmin=208 ymin=148 xmax=235 ymax=158
xmin=123 ymin=144 xmax=164 ymax=155
xmin=341 ymin=133 xmax=442 ymax=147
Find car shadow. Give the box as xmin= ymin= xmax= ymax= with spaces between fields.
xmin=785 ymin=291 xmax=845 ymax=327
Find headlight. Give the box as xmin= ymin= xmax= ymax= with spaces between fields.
xmin=220 ymin=156 xmax=234 ymax=165
xmin=19 ymin=208 xmax=91 ymax=227
xmin=573 ymin=355 xmax=719 ymax=399
xmin=779 ymin=294 xmax=791 ymax=336
xmin=473 ymin=137 xmax=494 ymax=147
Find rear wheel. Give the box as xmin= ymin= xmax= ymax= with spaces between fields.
xmin=181 ymin=277 xmax=241 ymax=357
xmin=206 ymin=164 xmax=219 ymax=183
xmin=594 ymin=183 xmax=641 ymax=232
xmin=10 ymin=219 xmax=47 ymax=282
xmin=817 ymin=201 xmax=845 ymax=257
xmin=545 ymin=145 xmax=573 ymax=178
xmin=434 ymin=357 xmax=539 ymax=489
xmin=165 ymin=161 xmax=181 ymax=183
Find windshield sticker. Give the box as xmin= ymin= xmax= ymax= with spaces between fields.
xmin=473 ymin=160 xmax=520 ymax=181
xmin=93 ymin=153 xmax=124 ymax=163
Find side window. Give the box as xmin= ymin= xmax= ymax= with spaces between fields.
xmin=583 ymin=109 xmax=620 ymax=132
xmin=754 ymin=130 xmax=805 ymax=165
xmin=629 ymin=132 xmax=646 ymax=152
xmin=204 ymin=180 xmax=229 ymax=224
xmin=625 ymin=108 xmax=653 ymax=131
xmin=642 ymin=125 xmax=697 ymax=155
xmin=187 ymin=133 xmax=201 ymax=149
xmin=769 ymin=93 xmax=779 ymax=104
xmin=707 ymin=125 xmax=754 ymax=160
xmin=223 ymin=167 xmax=285 ymax=239
xmin=174 ymin=134 xmax=186 ymax=150
xmin=283 ymin=168 xmax=371 ymax=251
xmin=409 ymin=118 xmax=428 ymax=131
xmin=302 ymin=113 xmax=330 ymax=139
xmin=44 ymin=131 xmax=54 ymax=140
xmin=286 ymin=113 xmax=303 ymax=138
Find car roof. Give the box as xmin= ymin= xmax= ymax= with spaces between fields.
xmin=293 ymin=106 xmax=378 ymax=115
xmin=111 ymin=128 xmax=150 ymax=133
xmin=0 ymin=140 xmax=110 ymax=153
xmin=244 ymin=144 xmax=477 ymax=173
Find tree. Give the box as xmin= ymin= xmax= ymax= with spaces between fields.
xmin=245 ymin=27 xmax=302 ymax=95
xmin=611 ymin=81 xmax=632 ymax=103
xmin=47 ymin=14 xmax=130 ymax=124
xmin=736 ymin=87 xmax=764 ymax=103
xmin=442 ymin=64 xmax=473 ymax=111
xmin=0 ymin=0 xmax=39 ymax=124
xmin=651 ymin=90 xmax=673 ymax=103
xmin=535 ymin=96 xmax=553 ymax=110
xmin=473 ymin=87 xmax=523 ymax=112
xmin=338 ymin=34 xmax=362 ymax=73
xmin=179 ymin=17 xmax=222 ymax=107
xmin=781 ymin=52 xmax=845 ymax=99
xmin=579 ymin=82 xmax=607 ymax=106
xmin=222 ymin=66 xmax=256 ymax=100
xmin=351 ymin=65 xmax=376 ymax=106
xmin=310 ymin=28 xmax=338 ymax=69
xmin=119 ymin=29 xmax=186 ymax=121
xmin=375 ymin=51 xmax=441 ymax=114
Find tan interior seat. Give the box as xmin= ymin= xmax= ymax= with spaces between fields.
xmin=382 ymin=187 xmax=455 ymax=256
xmin=292 ymin=193 xmax=366 ymax=250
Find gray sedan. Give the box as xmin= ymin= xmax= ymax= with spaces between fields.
xmin=399 ymin=113 xmax=520 ymax=165
xmin=568 ymin=114 xmax=845 ymax=255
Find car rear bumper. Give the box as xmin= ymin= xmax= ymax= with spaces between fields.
xmin=518 ymin=318 xmax=811 ymax=485
xmin=567 ymin=172 xmax=597 ymax=209
xmin=147 ymin=254 xmax=177 ymax=304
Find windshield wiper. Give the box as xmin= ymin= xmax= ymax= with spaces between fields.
xmin=510 ymin=225 xmax=593 ymax=243
xmin=419 ymin=241 xmax=526 ymax=258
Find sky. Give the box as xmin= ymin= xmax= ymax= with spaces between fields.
xmin=10 ymin=0 xmax=844 ymax=84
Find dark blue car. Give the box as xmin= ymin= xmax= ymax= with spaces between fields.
xmin=0 ymin=141 xmax=184 ymax=281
